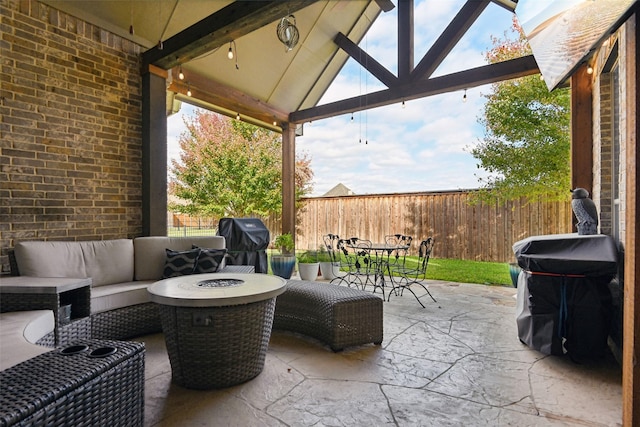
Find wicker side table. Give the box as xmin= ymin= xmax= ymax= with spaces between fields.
xmin=0 ymin=277 xmax=92 ymax=347
xmin=0 ymin=339 xmax=145 ymax=427
xmin=148 ymin=272 xmax=286 ymax=389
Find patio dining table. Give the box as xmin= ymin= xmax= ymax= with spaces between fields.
xmin=348 ymin=241 xmax=409 ymax=299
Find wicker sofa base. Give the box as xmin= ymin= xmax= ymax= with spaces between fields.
xmin=91 ymin=302 xmax=162 ymax=340
xmin=274 ymin=280 xmax=384 ymax=351
xmin=0 ymin=339 xmax=145 ymax=427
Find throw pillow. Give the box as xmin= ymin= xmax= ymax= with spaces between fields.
xmin=162 ymin=248 xmax=201 ymax=278
xmin=193 ymin=246 xmax=227 ymax=274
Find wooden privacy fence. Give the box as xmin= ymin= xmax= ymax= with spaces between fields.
xmin=264 ymin=190 xmax=573 ymax=263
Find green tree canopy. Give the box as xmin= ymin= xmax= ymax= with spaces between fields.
xmin=469 ymin=18 xmax=571 ymax=203
xmin=169 ymin=111 xmax=313 ymax=218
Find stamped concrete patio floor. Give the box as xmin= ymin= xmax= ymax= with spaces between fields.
xmin=140 ymin=279 xmax=622 ymax=426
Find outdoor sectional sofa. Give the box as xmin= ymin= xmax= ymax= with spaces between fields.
xmin=0 ymin=236 xmax=229 ymax=426
xmin=3 ymin=236 xmax=228 ymax=360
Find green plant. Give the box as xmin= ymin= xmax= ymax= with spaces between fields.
xmin=317 ymin=246 xmax=333 ymax=263
xmin=273 ymin=233 xmax=294 ymax=255
xmin=297 ymin=250 xmax=318 ymax=264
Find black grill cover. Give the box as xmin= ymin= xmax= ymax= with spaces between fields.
xmin=217 ymin=218 xmax=270 ymax=273
xmin=513 ymin=233 xmax=617 ymax=361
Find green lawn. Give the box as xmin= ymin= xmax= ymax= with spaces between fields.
xmin=420 ymin=257 xmax=513 ymax=286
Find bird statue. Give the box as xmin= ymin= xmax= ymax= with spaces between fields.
xmin=571 ymin=188 xmax=598 ymax=235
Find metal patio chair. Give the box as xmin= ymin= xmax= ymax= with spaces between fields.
xmin=388 ymin=237 xmax=437 ymax=308
xmin=331 ymin=238 xmax=373 ymax=290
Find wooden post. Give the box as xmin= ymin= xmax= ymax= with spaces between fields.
xmin=281 ymin=123 xmax=296 ymax=251
xmin=570 ymin=63 xmax=594 ymax=193
xmin=623 ymin=10 xmax=639 ymax=427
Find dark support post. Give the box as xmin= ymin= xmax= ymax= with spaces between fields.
xmin=281 ymin=123 xmax=296 ymax=250
xmin=142 ymin=65 xmax=168 ymax=236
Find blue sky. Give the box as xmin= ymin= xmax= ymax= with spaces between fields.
xmin=168 ymin=0 xmax=520 ymax=197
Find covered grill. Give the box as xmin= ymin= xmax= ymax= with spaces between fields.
xmin=217 ymin=218 xmax=270 ymax=273
xmin=513 ymin=233 xmax=618 ymax=361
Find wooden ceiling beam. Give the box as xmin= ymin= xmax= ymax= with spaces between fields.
xmin=289 ymin=55 xmax=538 ymax=123
xmin=334 ymin=32 xmax=398 ymax=88
xmin=397 ymin=0 xmax=414 ymax=82
xmin=167 ymin=68 xmax=289 ymax=127
xmin=143 ymin=0 xmax=318 ymax=69
xmin=412 ymin=0 xmax=490 ymax=81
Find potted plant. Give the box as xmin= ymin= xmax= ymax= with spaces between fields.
xmin=270 ymin=233 xmax=296 ymax=279
xmin=297 ymin=250 xmax=319 ymax=281
xmin=318 ymin=245 xmax=341 ymax=280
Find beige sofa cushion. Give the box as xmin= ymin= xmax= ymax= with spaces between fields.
xmin=133 ymin=236 xmax=226 ymax=281
xmin=14 ymin=240 xmax=134 ymax=287
xmin=90 ymin=281 xmax=155 ymax=314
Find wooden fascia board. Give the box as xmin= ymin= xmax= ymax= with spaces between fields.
xmin=490 ymin=0 xmax=517 ymax=12
xmin=374 ymin=0 xmax=395 ymax=13
xmin=334 ymin=32 xmax=398 ymax=87
xmin=412 ymin=0 xmax=490 ymax=81
xmin=289 ymin=54 xmax=538 ymax=123
xmin=167 ymin=68 xmax=289 ymax=126
xmin=142 ymin=0 xmax=318 ymax=69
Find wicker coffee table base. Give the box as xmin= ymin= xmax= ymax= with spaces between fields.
xmin=158 ymin=298 xmax=276 ymax=389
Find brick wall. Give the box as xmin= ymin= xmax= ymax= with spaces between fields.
xmin=0 ymin=0 xmax=144 ymax=273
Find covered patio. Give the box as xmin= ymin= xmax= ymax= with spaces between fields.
xmin=141 ymin=279 xmax=621 ymax=426
xmin=2 ymin=0 xmax=637 ymax=424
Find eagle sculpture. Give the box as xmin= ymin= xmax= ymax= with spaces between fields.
xmin=571 ymin=188 xmax=598 ymax=235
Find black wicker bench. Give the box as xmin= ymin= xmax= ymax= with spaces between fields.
xmin=0 ymin=339 xmax=145 ymax=427
xmin=273 ymin=280 xmax=383 ymax=351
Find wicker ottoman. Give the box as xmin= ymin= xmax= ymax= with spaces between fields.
xmin=274 ymin=280 xmax=384 ymax=351
xmin=0 ymin=339 xmax=145 ymax=427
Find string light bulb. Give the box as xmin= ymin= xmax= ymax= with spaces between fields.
xmin=178 ymin=66 xmax=184 ymax=80
xmin=586 ymin=65 xmax=594 ymax=75
xmin=236 ymin=112 xmax=240 ymax=120
xmin=463 ymin=89 xmax=467 ymax=103
xmin=228 ymin=42 xmax=234 ymax=60
xmin=186 ymin=83 xmax=191 ymax=97
xmin=402 ymin=100 xmax=405 ymax=109
xmin=350 ymin=113 xmax=354 ymax=122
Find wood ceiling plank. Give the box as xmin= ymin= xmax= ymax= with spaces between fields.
xmin=143 ymin=0 xmax=319 ymax=69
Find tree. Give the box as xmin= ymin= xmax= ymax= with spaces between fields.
xmin=468 ymin=17 xmax=571 ymax=203
xmin=169 ymin=111 xmax=313 ymax=218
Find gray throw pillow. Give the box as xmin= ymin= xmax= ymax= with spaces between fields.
xmin=162 ymin=248 xmax=201 ymax=278
xmin=193 ymin=246 xmax=227 ymax=274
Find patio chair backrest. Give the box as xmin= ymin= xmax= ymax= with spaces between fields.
xmin=322 ymin=234 xmax=340 ymax=263
xmin=384 ymin=234 xmax=412 ymax=266
xmin=416 ymin=237 xmax=435 ymax=274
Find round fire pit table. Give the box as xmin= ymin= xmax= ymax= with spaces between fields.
xmin=148 ymin=273 xmax=286 ymax=389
